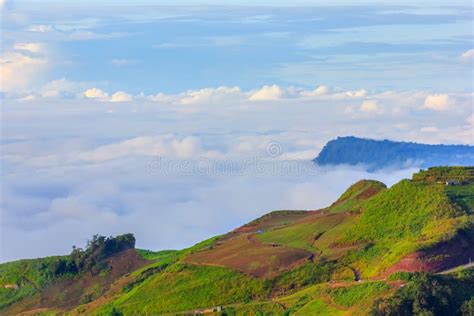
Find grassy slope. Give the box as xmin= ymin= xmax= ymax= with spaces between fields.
xmin=328 ymin=180 xmax=386 ymax=213
xmin=258 ymin=213 xmax=347 ymax=253
xmin=256 ymin=177 xmax=465 ymax=277
xmin=2 ymin=167 xmax=473 ymax=315
xmin=95 ymin=264 xmax=269 ymax=315
xmin=328 ymin=282 xmax=390 ymax=309
xmin=183 ymin=234 xmax=311 ymax=278
xmin=342 ymin=179 xmax=470 ymax=277
xmin=293 ymin=299 xmax=346 ymax=316
xmin=93 ymin=171 xmax=471 ymax=314
xmin=274 ymin=280 xmax=395 ymax=316
xmin=0 ymin=256 xmax=69 ymax=309
xmin=257 ymin=180 xmax=385 ymax=256
xmin=89 ymin=260 xmax=335 ymax=315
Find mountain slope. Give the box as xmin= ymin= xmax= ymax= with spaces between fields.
xmin=1 ymin=167 xmax=473 ymax=315
xmin=314 ymin=136 xmax=474 ymax=169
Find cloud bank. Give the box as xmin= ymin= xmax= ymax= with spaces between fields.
xmin=1 ymin=82 xmax=472 ymax=262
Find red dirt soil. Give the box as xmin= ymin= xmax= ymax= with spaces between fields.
xmin=382 ymin=232 xmax=474 ymax=277
xmin=232 ymin=211 xmax=319 ymax=235
xmin=7 ymin=249 xmax=150 ymax=315
xmin=184 ymin=234 xmax=312 ymax=278
xmin=357 ymin=186 xmax=383 ymax=200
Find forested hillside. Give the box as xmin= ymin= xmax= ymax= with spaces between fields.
xmin=315 ymin=137 xmax=474 ymax=170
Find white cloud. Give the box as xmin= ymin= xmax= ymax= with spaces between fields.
xmin=19 ymin=94 xmax=36 ymax=102
xmin=110 ymin=91 xmax=133 ymax=102
xmin=248 ymin=85 xmax=284 ymax=101
xmin=49 ymin=196 xmax=117 ymax=221
xmin=171 ymin=137 xmax=201 ymax=158
xmin=83 ymin=88 xmax=108 ymax=99
xmin=300 ymin=85 xmax=329 ymax=97
xmin=148 ymin=92 xmax=177 ymax=103
xmin=0 ymin=42 xmax=50 ymax=92
xmin=78 ymin=137 xmax=166 ymax=162
xmin=77 ymin=136 xmax=202 ymax=162
xmin=0 ymin=52 xmax=47 ymax=92
xmin=279 ymin=149 xmax=319 ymax=160
xmin=423 ymin=94 xmax=450 ymax=111
xmin=305 ymin=88 xmax=367 ymax=100
xmin=420 ymin=126 xmax=439 ymax=133
xmin=180 ymin=86 xmax=242 ymax=105
xmin=40 ymin=79 xmax=86 ymax=97
xmin=339 ymin=89 xmax=367 ymax=98
xmin=14 ymin=43 xmax=44 ymax=53
xmin=467 ymin=114 xmax=474 ymax=126
xmin=27 ymin=24 xmax=54 ymax=32
xmin=360 ymin=100 xmax=380 ymax=113
xmin=460 ymin=49 xmax=474 ymax=61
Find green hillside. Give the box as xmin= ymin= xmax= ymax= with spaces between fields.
xmin=1 ymin=166 xmax=473 ymax=315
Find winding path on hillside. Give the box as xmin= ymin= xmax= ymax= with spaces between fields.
xmin=436 ymin=261 xmax=474 ymax=275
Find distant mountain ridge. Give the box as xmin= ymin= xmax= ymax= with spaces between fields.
xmin=314 ymin=136 xmax=474 ymax=169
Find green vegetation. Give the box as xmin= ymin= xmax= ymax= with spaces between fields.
xmin=345 ymin=180 xmax=461 ymax=243
xmin=461 ymin=297 xmax=474 ymax=315
xmin=240 ymin=210 xmax=311 ymax=233
xmin=130 ymin=251 xmax=178 ymax=278
xmin=0 ymin=234 xmax=137 ymax=311
xmin=0 ymin=285 xmax=35 ymax=310
xmin=135 ymin=249 xmax=178 ymax=261
xmin=341 ymin=179 xmax=467 ymax=276
xmin=413 ymin=166 xmax=474 ymax=184
xmin=446 ymin=183 xmax=474 ymax=212
xmin=371 ymin=271 xmax=474 ymax=316
xmin=0 ymin=256 xmax=67 ymax=309
xmin=52 ymin=233 xmax=136 ymax=276
xmin=271 ymin=262 xmax=334 ymax=294
xmin=97 ymin=264 xmax=270 ymax=315
xmin=293 ymin=299 xmax=345 ymax=316
xmin=329 ymin=282 xmax=390 ymax=308
xmin=0 ymin=256 xmax=63 ymax=289
xmin=222 ymin=302 xmax=286 ymax=315
xmin=387 ymin=271 xmax=414 ymax=281
xmin=2 ymin=167 xmax=473 ymax=315
xmin=249 ymin=210 xmax=308 ymax=223
xmin=183 ymin=235 xmax=222 ymax=254
xmin=111 ymin=257 xmax=334 ymax=314
xmin=329 ymin=180 xmax=386 ymax=213
xmin=258 ymin=213 xmax=346 ymax=253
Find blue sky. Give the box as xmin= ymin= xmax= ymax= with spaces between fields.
xmin=0 ymin=1 xmax=473 ymax=261
xmin=2 ymin=1 xmax=473 ymax=94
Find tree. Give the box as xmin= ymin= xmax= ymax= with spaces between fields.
xmin=52 ymin=233 xmax=136 ymax=277
xmin=371 ymin=274 xmax=453 ymax=316
xmin=461 ymin=297 xmax=474 ymax=316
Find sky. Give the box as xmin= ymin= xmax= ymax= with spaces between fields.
xmin=0 ymin=1 xmax=473 ymax=262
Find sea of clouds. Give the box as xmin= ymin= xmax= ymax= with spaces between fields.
xmin=1 ymin=1 xmax=473 ymax=261
xmin=2 ymin=85 xmax=472 ymax=262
